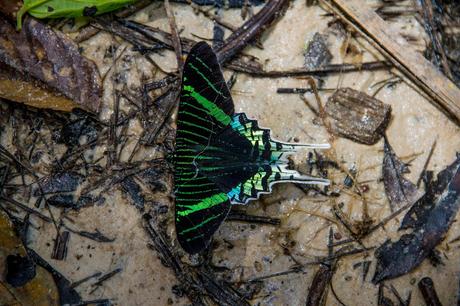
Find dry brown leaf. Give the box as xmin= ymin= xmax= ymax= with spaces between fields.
xmin=0 ymin=62 xmax=78 ymax=111
xmin=0 ymin=16 xmax=102 ymax=112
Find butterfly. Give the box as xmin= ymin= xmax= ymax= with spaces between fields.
xmin=174 ymin=42 xmax=330 ymax=254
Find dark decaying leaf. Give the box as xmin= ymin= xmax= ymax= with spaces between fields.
xmin=373 ymin=158 xmax=460 ymax=283
xmin=401 ymin=154 xmax=460 ymax=229
xmin=121 ymin=176 xmax=145 ymax=209
xmin=57 ymin=110 xmax=100 ymax=147
xmin=5 ymin=254 xmax=36 ymax=287
xmin=325 ymin=88 xmax=392 ymax=145
xmin=0 ymin=16 xmax=102 ymax=112
xmin=382 ymin=137 xmax=424 ymax=211
xmin=34 ymin=172 xmax=84 ymax=195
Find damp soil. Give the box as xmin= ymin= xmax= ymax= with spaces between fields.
xmin=1 ymin=0 xmax=460 ymax=305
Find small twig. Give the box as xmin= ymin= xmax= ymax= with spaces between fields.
xmin=90 ymin=268 xmax=123 ymax=293
xmin=216 ymin=0 xmax=290 ymax=64
xmin=164 ymin=0 xmax=183 ymax=70
xmin=0 ymin=195 xmax=52 ymax=222
xmin=63 ymin=225 xmax=115 ymax=243
xmin=416 ymin=139 xmax=437 ymax=188
xmin=71 ymin=272 xmax=102 ymax=288
xmin=227 ymin=211 xmax=281 ymax=225
xmin=228 ymin=61 xmax=391 ymax=77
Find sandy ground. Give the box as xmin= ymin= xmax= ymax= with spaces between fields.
xmin=2 ymin=0 xmax=460 ymax=305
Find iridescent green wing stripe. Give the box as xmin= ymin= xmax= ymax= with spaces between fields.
xmin=175 ymin=173 xmax=231 ymax=254
xmin=174 ymin=42 xmax=235 ymax=254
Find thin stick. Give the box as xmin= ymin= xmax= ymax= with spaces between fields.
xmin=164 ymin=0 xmax=183 ymax=70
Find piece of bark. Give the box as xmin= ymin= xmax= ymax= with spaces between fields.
xmin=382 ymin=138 xmax=424 ymax=211
xmin=325 ymin=88 xmax=391 ymax=145
xmin=0 ymin=16 xmax=102 ymax=112
xmin=372 ymin=160 xmax=460 ymax=283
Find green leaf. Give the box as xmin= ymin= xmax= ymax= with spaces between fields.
xmin=17 ymin=0 xmax=137 ymax=30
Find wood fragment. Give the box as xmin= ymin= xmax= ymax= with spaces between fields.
xmin=51 ymin=230 xmax=70 ymax=260
xmin=325 ymin=88 xmax=392 ymax=145
xmin=326 ymin=0 xmax=460 ymax=124
xmin=418 ymin=277 xmax=443 ymax=306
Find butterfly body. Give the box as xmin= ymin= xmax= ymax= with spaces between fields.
xmin=174 ymin=42 xmax=329 ymax=254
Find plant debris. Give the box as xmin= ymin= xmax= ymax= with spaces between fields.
xmin=0 ymin=0 xmax=459 ymax=304
xmin=401 ymin=154 xmax=460 ymax=230
xmin=0 ymin=15 xmax=102 ymax=112
xmin=304 ymin=32 xmax=333 ymax=70
xmin=5 ymin=254 xmax=36 ymax=287
xmin=51 ymin=230 xmax=70 ymax=260
xmin=373 ymin=157 xmax=460 ymax=283
xmin=382 ymin=137 xmax=424 ymax=211
xmin=144 ymin=214 xmax=251 ymax=306
xmin=418 ymin=276 xmax=443 ymax=306
xmin=324 ymin=88 xmax=392 ymax=145
xmin=27 ymin=248 xmax=83 ymax=305
xmin=0 ymin=210 xmax=59 ymax=305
